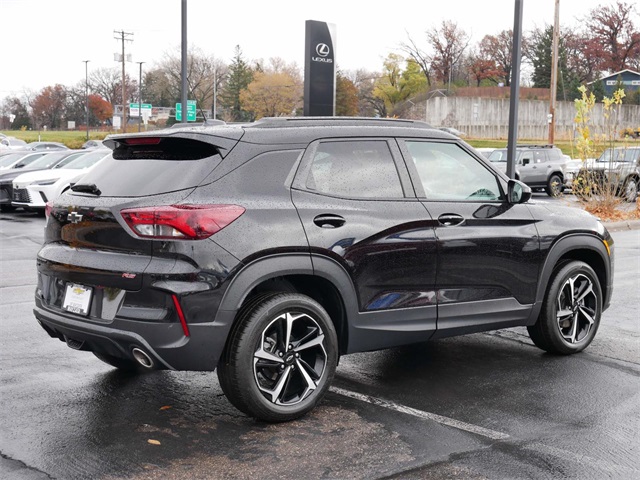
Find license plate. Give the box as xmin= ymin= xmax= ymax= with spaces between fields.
xmin=63 ymin=283 xmax=93 ymax=316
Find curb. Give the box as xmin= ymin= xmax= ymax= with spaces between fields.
xmin=603 ymin=219 xmax=640 ymax=232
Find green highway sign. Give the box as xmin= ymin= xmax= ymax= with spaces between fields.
xmin=175 ymin=100 xmax=197 ymax=122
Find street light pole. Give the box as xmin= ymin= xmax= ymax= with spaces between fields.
xmin=83 ymin=60 xmax=90 ymax=141
xmin=137 ymin=61 xmax=145 ymax=132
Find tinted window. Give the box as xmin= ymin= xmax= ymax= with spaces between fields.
xmin=405 ymin=141 xmax=503 ymax=201
xmin=76 ymin=148 xmax=222 ymax=197
xmin=305 ymin=140 xmax=403 ymax=198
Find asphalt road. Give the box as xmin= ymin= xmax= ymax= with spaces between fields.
xmin=1 ymin=200 xmax=638 ymax=480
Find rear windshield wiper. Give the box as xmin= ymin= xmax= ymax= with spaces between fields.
xmin=71 ymin=183 xmax=102 ymax=196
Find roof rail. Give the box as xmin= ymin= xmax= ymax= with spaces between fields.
xmin=249 ymin=116 xmax=432 ymax=129
xmin=515 ymin=144 xmax=555 ymax=148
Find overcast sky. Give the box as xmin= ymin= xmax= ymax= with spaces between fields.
xmin=0 ymin=0 xmax=613 ymax=97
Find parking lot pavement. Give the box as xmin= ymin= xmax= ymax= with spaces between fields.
xmin=1 ymin=210 xmax=638 ymax=479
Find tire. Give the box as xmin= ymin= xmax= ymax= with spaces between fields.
xmin=217 ymin=293 xmax=338 ymax=422
xmin=621 ymin=178 xmax=638 ymax=203
xmin=545 ymin=173 xmax=564 ymax=197
xmin=527 ymin=261 xmax=602 ymax=355
xmin=93 ymin=351 xmax=143 ymax=372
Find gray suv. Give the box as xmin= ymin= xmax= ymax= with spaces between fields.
xmin=579 ymin=147 xmax=640 ymax=202
xmin=488 ymin=145 xmax=569 ymax=196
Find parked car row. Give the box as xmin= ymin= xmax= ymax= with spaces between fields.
xmin=0 ymin=148 xmax=111 ymax=213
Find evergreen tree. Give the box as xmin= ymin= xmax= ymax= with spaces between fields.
xmin=219 ymin=46 xmax=254 ymax=122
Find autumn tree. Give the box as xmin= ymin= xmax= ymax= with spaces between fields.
xmin=584 ymin=1 xmax=640 ymax=73
xmin=240 ymin=69 xmax=301 ymax=120
xmin=373 ymin=54 xmax=427 ymax=116
xmin=31 ymin=84 xmax=66 ymax=129
xmin=220 ymin=46 xmax=254 ymax=122
xmin=427 ymin=21 xmax=471 ymax=84
xmin=467 ymin=55 xmax=504 ymax=87
xmin=335 ymin=72 xmax=359 ymax=116
xmin=479 ymin=30 xmax=513 ymax=86
xmin=341 ymin=69 xmax=381 ymax=117
xmin=88 ymin=95 xmax=113 ymax=123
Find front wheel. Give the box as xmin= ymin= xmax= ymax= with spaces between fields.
xmin=528 ymin=261 xmax=602 ymax=354
xmin=217 ymin=293 xmax=338 ymax=422
xmin=621 ymin=178 xmax=638 ymax=202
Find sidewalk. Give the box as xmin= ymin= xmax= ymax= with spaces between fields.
xmin=603 ymin=219 xmax=640 ymax=232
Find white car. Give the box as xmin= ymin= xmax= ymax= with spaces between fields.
xmin=12 ymin=150 xmax=110 ymax=211
xmin=0 ymin=137 xmax=28 ymax=150
xmin=0 ymin=151 xmax=49 ymax=170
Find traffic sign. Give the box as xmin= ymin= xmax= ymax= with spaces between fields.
xmin=129 ymin=103 xmax=152 ymax=116
xmin=175 ymin=100 xmax=196 ymax=122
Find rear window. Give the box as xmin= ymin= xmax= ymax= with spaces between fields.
xmin=74 ymin=137 xmax=222 ymax=197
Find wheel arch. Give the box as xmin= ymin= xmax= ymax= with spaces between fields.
xmin=216 ymin=253 xmax=358 ymax=357
xmin=529 ymin=234 xmax=612 ymax=324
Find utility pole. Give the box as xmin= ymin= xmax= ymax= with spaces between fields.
xmin=137 ymin=61 xmax=145 ymax=132
xmin=212 ymin=69 xmax=217 ymax=120
xmin=114 ymin=30 xmax=133 ymax=131
xmin=181 ymin=0 xmax=188 ymax=124
xmin=83 ymin=60 xmax=90 ymax=141
xmin=506 ymin=0 xmax=524 ymax=180
xmin=548 ymin=0 xmax=560 ymax=145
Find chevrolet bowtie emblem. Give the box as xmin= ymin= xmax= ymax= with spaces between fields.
xmin=67 ymin=211 xmax=83 ymax=224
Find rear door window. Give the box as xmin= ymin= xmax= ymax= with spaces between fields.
xmin=303 ymin=140 xmax=404 ymax=199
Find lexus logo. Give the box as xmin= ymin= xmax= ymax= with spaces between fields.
xmin=67 ymin=211 xmax=83 ymax=224
xmin=316 ymin=43 xmax=330 ymax=57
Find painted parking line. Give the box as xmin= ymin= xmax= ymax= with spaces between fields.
xmin=330 ymin=386 xmax=510 ymax=441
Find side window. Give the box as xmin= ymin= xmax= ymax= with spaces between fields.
xmin=405 ymin=141 xmax=503 ymax=201
xmin=534 ymin=151 xmax=546 ymax=164
xmin=305 ymin=140 xmax=404 ymax=198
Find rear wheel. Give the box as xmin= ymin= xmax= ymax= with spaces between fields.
xmin=217 ymin=293 xmax=338 ymax=422
xmin=545 ymin=173 xmax=564 ymax=197
xmin=527 ymin=261 xmax=602 ymax=354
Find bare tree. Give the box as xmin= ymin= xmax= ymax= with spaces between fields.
xmin=427 ymin=20 xmax=471 ymax=85
xmin=400 ymin=34 xmax=434 ymax=87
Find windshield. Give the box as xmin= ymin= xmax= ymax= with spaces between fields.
xmin=60 ymin=151 xmax=110 ymax=169
xmin=0 ymin=153 xmax=24 ymax=167
xmin=488 ymin=149 xmax=508 ymax=162
xmin=23 ymin=152 xmax=76 ymax=170
xmin=597 ymin=148 xmax=640 ymax=163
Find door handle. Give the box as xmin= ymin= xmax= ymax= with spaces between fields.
xmin=313 ymin=214 xmax=346 ymax=229
xmin=438 ymin=214 xmax=464 ymax=227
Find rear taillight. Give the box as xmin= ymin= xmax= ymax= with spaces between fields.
xmin=45 ymin=201 xmax=53 ymax=219
xmin=120 ymin=204 xmax=245 ymax=240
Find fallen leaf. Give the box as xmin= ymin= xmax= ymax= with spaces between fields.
xmin=148 ymin=439 xmax=161 ymax=445
xmin=159 ymin=406 xmax=172 ymax=411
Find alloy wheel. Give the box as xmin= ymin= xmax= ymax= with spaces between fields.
xmin=253 ymin=311 xmax=327 ymax=406
xmin=556 ymin=273 xmax=598 ymax=345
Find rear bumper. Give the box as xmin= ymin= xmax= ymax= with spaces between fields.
xmin=34 ymin=297 xmax=231 ymax=371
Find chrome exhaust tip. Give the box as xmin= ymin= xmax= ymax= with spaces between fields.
xmin=131 ymin=347 xmax=154 ymax=369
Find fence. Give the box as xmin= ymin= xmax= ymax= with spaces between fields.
xmin=404 ymin=96 xmax=640 ymax=140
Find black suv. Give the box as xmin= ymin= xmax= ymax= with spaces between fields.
xmin=34 ymin=118 xmax=614 ymax=422
xmin=487 ymin=144 xmax=569 ymax=196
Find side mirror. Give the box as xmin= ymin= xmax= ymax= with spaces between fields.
xmin=508 ymin=179 xmax=532 ymax=204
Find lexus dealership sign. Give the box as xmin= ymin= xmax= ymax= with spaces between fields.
xmin=304 ymin=20 xmax=336 ymax=116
